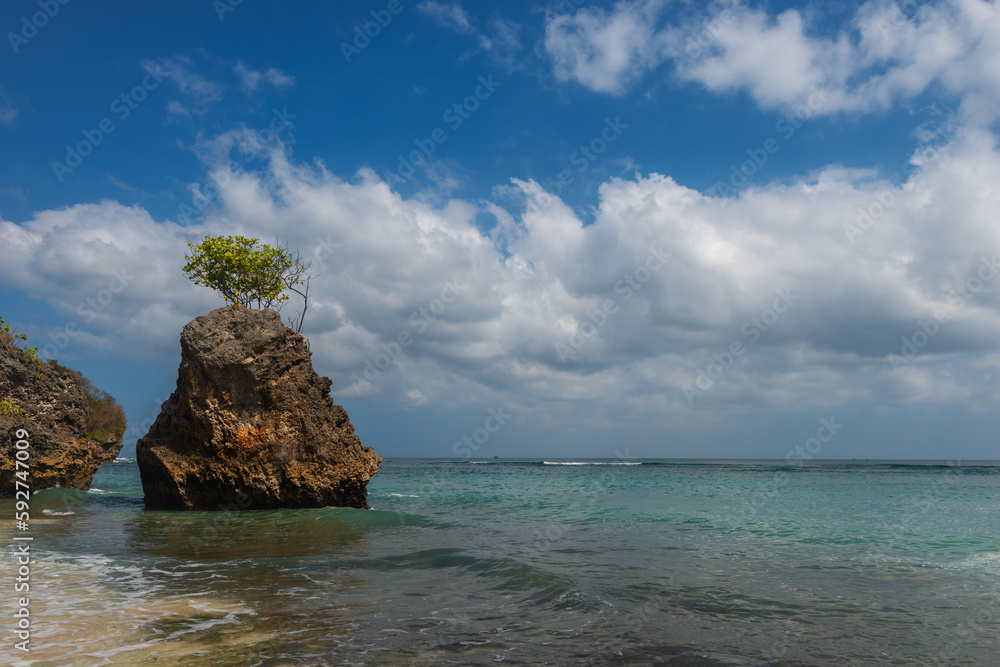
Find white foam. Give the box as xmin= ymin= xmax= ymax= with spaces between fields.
xmin=42 ymin=509 xmax=75 ymax=516
xmin=542 ymin=461 xmax=642 ymax=466
xmin=955 ymin=551 xmax=1000 ymax=574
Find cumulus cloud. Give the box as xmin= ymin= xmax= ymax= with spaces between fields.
xmin=545 ymin=0 xmax=667 ymax=95
xmin=0 ymin=201 xmax=214 ymax=360
xmin=669 ymin=6 xmax=852 ymax=109
xmin=847 ymin=0 xmax=1000 ymax=123
xmin=3 ymin=126 xmax=999 ymax=425
xmin=547 ymin=0 xmax=1000 ymax=123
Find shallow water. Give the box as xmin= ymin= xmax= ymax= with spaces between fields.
xmin=1 ymin=459 xmax=998 ymax=665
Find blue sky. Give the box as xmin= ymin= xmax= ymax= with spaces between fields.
xmin=2 ymin=0 xmax=1000 ymax=460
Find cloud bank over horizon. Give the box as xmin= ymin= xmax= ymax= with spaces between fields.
xmin=3 ymin=125 xmax=999 ymax=427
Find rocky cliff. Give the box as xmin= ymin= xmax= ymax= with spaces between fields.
xmin=0 ymin=338 xmax=124 ymax=495
xmin=136 ymin=306 xmax=381 ymax=511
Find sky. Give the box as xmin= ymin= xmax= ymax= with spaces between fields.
xmin=1 ymin=0 xmax=1000 ymax=461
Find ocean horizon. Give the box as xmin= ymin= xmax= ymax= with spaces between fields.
xmin=2 ymin=457 xmax=998 ymax=665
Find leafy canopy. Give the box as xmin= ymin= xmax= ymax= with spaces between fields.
xmin=182 ymin=235 xmax=313 ymax=330
xmin=183 ymin=235 xmax=293 ymax=308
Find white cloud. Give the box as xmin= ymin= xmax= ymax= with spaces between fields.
xmin=165 ymin=99 xmax=192 ymax=118
xmin=672 ymin=7 xmax=852 ymax=109
xmin=418 ymin=1 xmax=523 ymax=65
xmin=546 ymin=0 xmax=1000 ymax=123
xmin=490 ymin=17 xmax=522 ymax=55
xmin=545 ymin=0 xmax=667 ymax=95
xmin=142 ymin=55 xmax=225 ymax=110
xmin=139 ymin=55 xmax=295 ymax=115
xmin=234 ymin=61 xmax=296 ymax=93
xmin=3 ymin=127 xmax=1000 ymax=424
xmin=0 ymin=201 xmax=215 ymax=360
xmin=418 ymin=1 xmax=476 ymax=34
xmin=848 ymin=0 xmax=1000 ymax=123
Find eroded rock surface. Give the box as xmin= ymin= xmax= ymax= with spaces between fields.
xmin=0 ymin=342 xmax=123 ymax=495
xmin=137 ymin=306 xmax=381 ymax=510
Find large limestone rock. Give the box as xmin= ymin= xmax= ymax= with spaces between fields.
xmin=0 ymin=340 xmax=124 ymax=495
xmin=137 ymin=306 xmax=381 ymax=510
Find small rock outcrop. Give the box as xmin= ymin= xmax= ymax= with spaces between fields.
xmin=0 ymin=340 xmax=124 ymax=495
xmin=137 ymin=306 xmax=381 ymax=511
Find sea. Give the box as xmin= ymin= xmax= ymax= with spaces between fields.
xmin=2 ymin=458 xmax=999 ymax=666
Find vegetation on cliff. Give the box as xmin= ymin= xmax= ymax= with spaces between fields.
xmin=0 ymin=316 xmax=40 ymax=414
xmin=79 ymin=377 xmax=127 ymax=443
xmin=1 ymin=316 xmax=126 ymax=442
xmin=0 ymin=315 xmax=126 ymax=494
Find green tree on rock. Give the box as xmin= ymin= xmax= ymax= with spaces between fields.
xmin=182 ymin=235 xmax=313 ymax=331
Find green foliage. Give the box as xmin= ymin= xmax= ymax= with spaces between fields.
xmin=1 ymin=316 xmax=43 ymax=378
xmin=0 ymin=316 xmax=28 ymax=416
xmin=24 ymin=346 xmax=42 ymax=379
xmin=0 ymin=315 xmax=28 ymax=346
xmin=182 ymin=235 xmax=314 ymax=329
xmin=0 ymin=398 xmax=26 ymax=417
xmin=79 ymin=377 xmax=127 ymax=442
xmin=183 ymin=235 xmax=295 ymax=308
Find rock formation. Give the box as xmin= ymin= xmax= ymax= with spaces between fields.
xmin=0 ymin=340 xmax=124 ymax=495
xmin=136 ymin=306 xmax=381 ymax=511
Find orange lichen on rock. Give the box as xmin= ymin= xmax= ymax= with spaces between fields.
xmin=225 ymin=421 xmax=273 ymax=460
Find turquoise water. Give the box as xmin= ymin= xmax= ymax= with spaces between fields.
xmin=2 ymin=459 xmax=999 ymax=665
